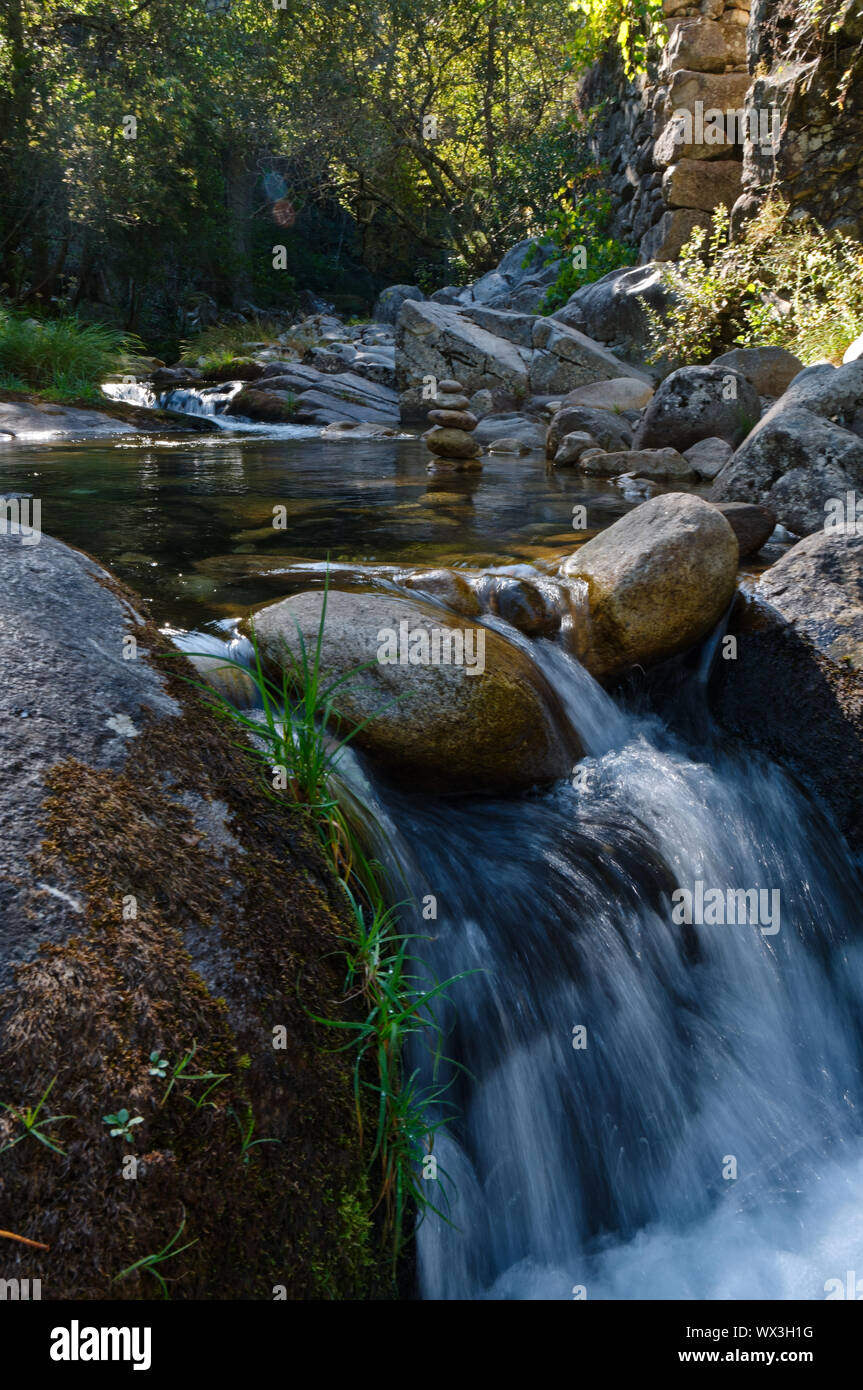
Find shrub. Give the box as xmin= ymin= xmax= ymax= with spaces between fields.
xmin=179 ymin=317 xmax=287 ymax=366
xmin=536 ymin=160 xmax=637 ymax=313
xmin=0 ymin=309 xmax=141 ymax=400
xmin=645 ymin=199 xmax=863 ymax=367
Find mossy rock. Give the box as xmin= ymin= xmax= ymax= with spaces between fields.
xmin=0 ymin=531 xmax=390 ymax=1300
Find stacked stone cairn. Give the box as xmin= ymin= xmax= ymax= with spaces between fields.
xmin=422 ymin=377 xmax=482 ymax=471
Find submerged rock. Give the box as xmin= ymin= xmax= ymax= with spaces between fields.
xmin=562 ymin=493 xmax=738 ymax=678
xmin=581 ymin=447 xmax=694 ymax=480
xmin=249 ymin=589 xmax=577 ymax=794
xmin=401 ymin=568 xmax=481 ymax=618
xmin=481 ymin=575 xmax=562 ymax=638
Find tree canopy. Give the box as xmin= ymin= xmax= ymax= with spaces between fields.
xmin=0 ymin=0 xmax=655 ymax=348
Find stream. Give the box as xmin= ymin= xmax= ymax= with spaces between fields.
xmin=3 ymin=418 xmax=862 ymax=1301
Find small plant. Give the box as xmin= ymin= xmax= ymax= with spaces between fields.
xmin=103 ymin=1108 xmax=144 ymax=1143
xmin=313 ymin=873 xmax=466 ymax=1262
xmin=0 ymin=1077 xmax=72 ymax=1156
xmin=567 ymin=0 xmax=665 ymax=78
xmin=179 ymin=317 xmax=286 ymax=366
xmin=148 ymin=1050 xmax=168 ymax=1079
xmin=229 ymin=1104 xmax=281 ymax=1166
xmin=178 ymin=574 xmax=398 ymax=867
xmin=112 ymin=1214 xmax=198 ymax=1299
xmin=159 ymin=1043 xmax=230 ymax=1110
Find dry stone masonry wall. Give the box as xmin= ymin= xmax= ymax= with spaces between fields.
xmin=585 ymin=0 xmax=863 ymax=262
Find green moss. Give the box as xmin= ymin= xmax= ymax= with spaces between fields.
xmin=0 ymin=586 xmax=391 ymax=1300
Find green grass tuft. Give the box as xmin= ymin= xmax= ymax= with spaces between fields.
xmin=176 ymin=575 xmax=468 ymax=1263
xmin=0 ymin=307 xmax=143 ymax=400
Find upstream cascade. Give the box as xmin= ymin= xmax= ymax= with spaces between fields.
xmin=347 ymin=635 xmax=863 ymax=1301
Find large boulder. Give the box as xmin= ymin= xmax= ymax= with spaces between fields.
xmin=551 ymin=263 xmax=673 ymax=358
xmin=396 ymin=298 xmax=647 ymax=421
xmin=634 ymin=364 xmax=761 ymax=451
xmin=546 ymin=405 xmax=633 ymax=459
xmin=561 ymin=378 xmax=654 ymax=412
xmin=473 ymin=413 xmax=546 ymax=450
xmin=249 ymin=590 xmax=577 ymax=794
xmin=373 ymin=284 xmax=425 ymax=324
xmin=758 ymin=529 xmax=863 ymax=670
xmin=711 ymin=362 xmax=863 ymax=535
xmin=711 ymin=346 xmax=804 ymax=398
xmin=712 ymin=531 xmax=863 ymax=852
xmin=529 ymin=318 xmax=648 ymax=396
xmin=561 ymin=493 xmax=738 ymax=678
xmin=227 ymin=367 xmax=400 ymax=426
xmin=426 ymin=239 xmax=564 ymax=314
xmin=396 ymin=300 xmax=530 ymax=419
xmin=0 ymin=530 xmax=386 ymax=1300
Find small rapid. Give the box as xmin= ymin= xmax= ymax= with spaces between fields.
xmin=339 ymin=634 xmax=863 ymax=1300
xmin=101 ymin=378 xmax=319 ymax=436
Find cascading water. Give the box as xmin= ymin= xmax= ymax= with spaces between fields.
xmin=340 ymin=634 xmax=863 ymax=1301
xmin=102 ymin=378 xmax=319 ymax=436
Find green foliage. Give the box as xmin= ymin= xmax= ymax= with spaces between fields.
xmin=148 ymin=1051 xmax=169 ymax=1079
xmin=318 ymin=871 xmax=466 ymax=1265
xmin=0 ymin=0 xmax=593 ymax=331
xmin=158 ymin=1044 xmax=231 ymax=1111
xmin=228 ymin=1104 xmax=281 ymax=1167
xmin=645 ymin=199 xmax=863 ymax=367
xmin=179 ymin=319 xmax=287 ymax=366
xmin=568 ymin=0 xmax=666 ymax=77
xmin=532 ymin=144 xmax=636 ymax=312
xmin=0 ymin=308 xmax=141 ymax=399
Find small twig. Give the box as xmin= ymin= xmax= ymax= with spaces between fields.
xmin=0 ymin=1228 xmax=50 ymax=1251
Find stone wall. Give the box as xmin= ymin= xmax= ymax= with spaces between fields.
xmin=583 ymin=0 xmax=751 ymax=263
xmin=584 ymin=0 xmax=863 ymax=263
xmin=739 ymin=0 xmax=863 ymax=239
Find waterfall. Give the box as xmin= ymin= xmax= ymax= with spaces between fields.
xmin=102 ymin=377 xmax=320 ymax=435
xmin=343 ymin=637 xmax=863 ymax=1301
xmin=178 ymin=614 xmax=863 ymax=1300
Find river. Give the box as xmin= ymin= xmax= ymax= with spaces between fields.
xmin=3 ymin=420 xmax=861 ymax=1301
